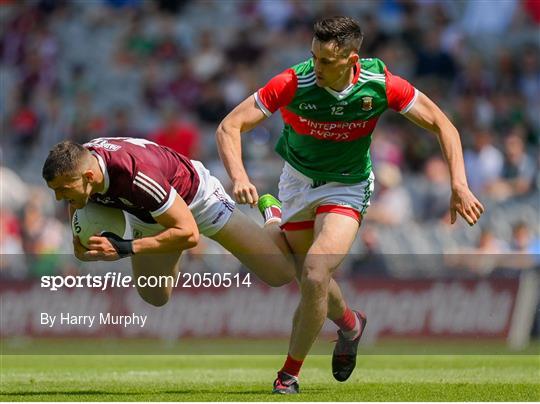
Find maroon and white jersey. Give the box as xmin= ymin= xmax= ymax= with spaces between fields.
xmin=84 ymin=137 xmax=200 ymax=223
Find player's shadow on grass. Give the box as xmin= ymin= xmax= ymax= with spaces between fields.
xmin=4 ymin=387 xmax=329 ymax=397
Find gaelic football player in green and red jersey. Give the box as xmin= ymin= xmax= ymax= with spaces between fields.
xmin=217 ymin=16 xmax=484 ymax=394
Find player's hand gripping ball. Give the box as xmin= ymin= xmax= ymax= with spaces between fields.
xmin=71 ymin=203 xmax=130 ymax=248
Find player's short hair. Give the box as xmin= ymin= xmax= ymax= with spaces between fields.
xmin=42 ymin=140 xmax=91 ymax=181
xmin=313 ymin=16 xmax=363 ymax=53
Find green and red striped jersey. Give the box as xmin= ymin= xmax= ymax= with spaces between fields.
xmin=255 ymin=57 xmax=417 ymax=183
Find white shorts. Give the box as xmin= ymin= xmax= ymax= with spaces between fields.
xmin=278 ymin=163 xmax=374 ymax=230
xmin=127 ymin=160 xmax=235 ymax=238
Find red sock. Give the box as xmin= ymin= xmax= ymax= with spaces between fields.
xmin=280 ymin=353 xmax=303 ymax=377
xmin=333 ymin=307 xmax=356 ymax=332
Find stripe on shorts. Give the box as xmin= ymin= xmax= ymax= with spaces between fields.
xmin=316 ymin=205 xmax=362 ymax=222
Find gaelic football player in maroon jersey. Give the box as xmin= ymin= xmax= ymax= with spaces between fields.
xmin=43 ymin=137 xmax=295 ymax=307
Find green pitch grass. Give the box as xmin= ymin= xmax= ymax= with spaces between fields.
xmin=1 ymin=354 xmax=539 ymax=401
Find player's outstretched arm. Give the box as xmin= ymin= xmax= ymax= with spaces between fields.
xmin=84 ymin=195 xmax=199 ymax=260
xmin=216 ymin=95 xmax=268 ymax=206
xmin=403 ymin=92 xmax=484 ymax=226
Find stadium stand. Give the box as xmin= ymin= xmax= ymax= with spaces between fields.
xmin=0 ymin=0 xmax=538 ymax=280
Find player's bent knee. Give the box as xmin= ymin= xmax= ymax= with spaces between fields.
xmin=253 ymin=255 xmax=295 ymax=287
xmin=301 ymin=266 xmax=330 ymax=295
xmin=257 ymin=265 xmax=294 ymax=287
xmin=278 ymin=264 xmax=296 ymax=286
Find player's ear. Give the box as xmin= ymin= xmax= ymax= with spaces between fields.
xmin=349 ymin=52 xmax=359 ymax=66
xmin=82 ymin=169 xmax=95 ymax=182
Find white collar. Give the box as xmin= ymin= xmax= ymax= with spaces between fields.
xmin=91 ymin=151 xmax=109 ymax=194
xmin=324 ymin=83 xmax=355 ymax=100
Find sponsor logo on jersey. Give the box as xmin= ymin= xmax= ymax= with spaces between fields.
xmin=361 ymin=96 xmax=373 ymax=111
xmin=336 ymin=100 xmax=348 ymax=106
xmin=84 ymin=139 xmax=121 ymax=151
xmin=299 ymin=102 xmax=317 ymax=110
xmin=283 ymin=109 xmax=378 ymax=142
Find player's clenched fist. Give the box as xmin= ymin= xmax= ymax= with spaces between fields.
xmin=233 ymin=180 xmax=259 ymax=207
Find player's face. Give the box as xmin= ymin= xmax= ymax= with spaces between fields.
xmin=311 ymin=38 xmax=358 ymax=89
xmin=47 ymin=173 xmax=92 ymax=209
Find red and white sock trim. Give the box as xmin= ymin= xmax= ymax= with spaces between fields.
xmin=263 ymin=206 xmax=282 ymax=225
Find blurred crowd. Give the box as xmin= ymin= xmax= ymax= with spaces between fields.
xmin=1 ymin=0 xmax=539 ymax=278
